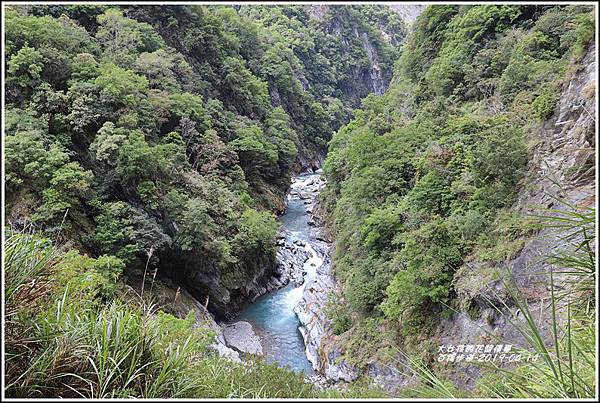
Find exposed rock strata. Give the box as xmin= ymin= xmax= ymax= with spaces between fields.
xmin=436 ymin=42 xmax=596 ymax=389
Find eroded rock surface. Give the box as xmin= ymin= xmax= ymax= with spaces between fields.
xmin=295 ymin=249 xmax=358 ymax=382
xmin=291 ymin=175 xmax=360 ymax=383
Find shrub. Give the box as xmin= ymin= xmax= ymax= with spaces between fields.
xmin=531 ymin=86 xmax=559 ymax=120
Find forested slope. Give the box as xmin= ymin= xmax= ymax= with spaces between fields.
xmin=4 ymin=4 xmax=403 ymax=317
xmin=320 ymin=4 xmax=595 ymax=390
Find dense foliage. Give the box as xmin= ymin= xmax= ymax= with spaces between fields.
xmin=323 ymin=4 xmax=594 ymax=348
xmin=4 ymin=4 xmax=403 ymax=314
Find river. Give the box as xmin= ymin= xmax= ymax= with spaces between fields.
xmin=236 ymin=171 xmax=326 ymax=374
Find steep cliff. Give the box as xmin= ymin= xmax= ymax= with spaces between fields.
xmin=317 ymin=4 xmax=595 ymax=393
xmin=389 ymin=5 xmax=427 ymax=24
xmin=313 ymin=40 xmax=596 ymax=392
xmin=251 ymin=5 xmax=411 ymax=101
xmin=437 ymin=41 xmax=596 ymax=388
xmin=4 ymin=4 xmax=415 ymax=321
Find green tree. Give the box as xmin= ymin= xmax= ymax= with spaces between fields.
xmin=7 ymin=45 xmax=44 ymax=96
xmin=94 ymin=62 xmax=148 ymax=105
xmin=96 ymin=8 xmax=164 ymax=67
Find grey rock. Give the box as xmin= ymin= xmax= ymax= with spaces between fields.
xmin=212 ymin=340 xmax=242 ymax=363
xmin=294 ymin=242 xmax=359 ymax=383
xmin=389 ymin=5 xmax=425 ymax=24
xmin=366 ymin=361 xmax=415 ymax=393
xmin=222 ymin=321 xmax=263 ymax=355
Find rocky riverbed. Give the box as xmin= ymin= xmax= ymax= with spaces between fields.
xmin=219 ymin=171 xmax=328 ymax=374
xmin=150 ymin=169 xmax=401 ymax=389
xmin=215 ymin=171 xmax=361 ymax=384
xmin=291 ymin=176 xmax=359 ymax=383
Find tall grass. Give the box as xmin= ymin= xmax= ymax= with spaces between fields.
xmin=3 ymin=228 xmax=380 ymax=398
xmin=4 ymin=228 xmax=58 ymax=317
xmin=395 ymin=352 xmax=463 ymax=398
xmin=477 ymin=203 xmax=596 ymax=398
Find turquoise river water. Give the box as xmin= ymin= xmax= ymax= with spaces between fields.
xmin=236 ymin=172 xmax=324 ymax=374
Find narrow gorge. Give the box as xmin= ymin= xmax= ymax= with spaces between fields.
xmin=3 ymin=3 xmax=596 ymax=399
xmin=226 ymin=171 xmax=327 ymax=374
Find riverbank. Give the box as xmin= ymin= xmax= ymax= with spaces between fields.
xmin=222 ymin=172 xmax=327 ymax=374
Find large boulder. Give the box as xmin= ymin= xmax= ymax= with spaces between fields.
xmin=213 ymin=334 xmax=242 ymax=362
xmin=222 ymin=321 xmax=263 ymax=355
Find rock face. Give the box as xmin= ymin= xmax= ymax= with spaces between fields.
xmin=222 ymin=321 xmax=263 ymax=355
xmin=388 ymin=5 xmax=426 ymax=24
xmin=303 ymin=6 xmax=403 ymax=107
xmin=159 ymin=247 xmax=279 ymax=321
xmin=295 ymin=248 xmax=358 ymax=382
xmin=360 ymin=31 xmax=385 ymax=96
xmin=296 ymin=154 xmax=325 ymax=175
